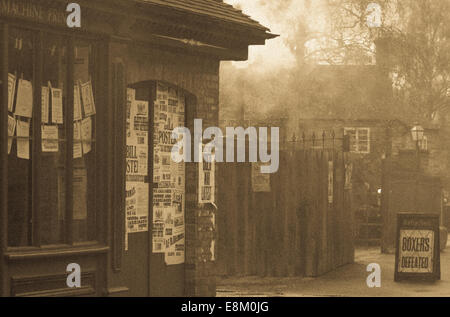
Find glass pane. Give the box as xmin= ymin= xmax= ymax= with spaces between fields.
xmin=73 ymin=40 xmax=96 ymax=242
xmin=40 ymin=36 xmax=67 ymax=245
xmin=7 ymin=28 xmax=34 ymax=246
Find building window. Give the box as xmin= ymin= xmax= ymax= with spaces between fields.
xmin=4 ymin=26 xmax=103 ymax=247
xmin=419 ymin=136 xmax=428 ymax=151
xmin=344 ymin=128 xmax=371 ymax=154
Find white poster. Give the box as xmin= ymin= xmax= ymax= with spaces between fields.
xmin=73 ymin=122 xmax=82 ymax=159
xmin=81 ymin=81 xmax=96 ymax=117
xmin=41 ymin=125 xmax=59 ymax=153
xmin=152 ymin=207 xmax=165 ymax=253
xmin=126 ymin=182 xmax=149 ymax=233
xmin=8 ymin=73 xmax=16 ymax=112
xmin=15 ymin=79 xmax=33 ymax=118
xmin=41 ymin=86 xmax=49 ymax=123
xmin=7 ymin=115 xmax=16 ymax=154
xmin=398 ymin=230 xmax=434 ymax=273
xmin=16 ymin=119 xmax=30 ymax=159
xmin=74 ymin=84 xmax=82 ymax=121
xmin=51 ymin=87 xmax=64 ymax=124
xmin=81 ymin=117 xmax=92 ymax=154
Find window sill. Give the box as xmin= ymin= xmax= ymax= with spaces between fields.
xmin=5 ymin=244 xmax=109 ymax=261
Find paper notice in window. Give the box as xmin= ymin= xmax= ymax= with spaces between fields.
xmin=81 ymin=117 xmax=92 ymax=154
xmin=7 ymin=115 xmax=16 ymax=154
xmin=8 ymin=73 xmax=16 ymax=112
xmin=73 ymin=122 xmax=82 ymax=159
xmin=41 ymin=125 xmax=59 ymax=153
xmin=41 ymin=87 xmax=49 ymax=123
xmin=51 ymin=87 xmax=63 ymax=124
xmin=74 ymin=84 xmax=82 ymax=121
xmin=15 ymin=79 xmax=33 ymax=118
xmin=16 ymin=120 xmax=30 ymax=159
xmin=81 ymin=81 xmax=96 ymax=117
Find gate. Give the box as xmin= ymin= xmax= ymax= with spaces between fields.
xmin=217 ymin=143 xmax=354 ymax=277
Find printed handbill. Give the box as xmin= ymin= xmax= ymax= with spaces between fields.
xmin=126 ymin=182 xmax=149 ymax=233
xmin=7 ymin=115 xmax=16 ymax=154
xmin=8 ymin=73 xmax=16 ymax=112
xmin=16 ymin=119 xmax=30 ymax=159
xmin=41 ymin=86 xmax=49 ymax=123
xmin=81 ymin=81 xmax=96 ymax=117
xmin=41 ymin=125 xmax=59 ymax=152
xmin=51 ymin=87 xmax=64 ymax=124
xmin=198 ymin=148 xmax=215 ymax=204
xmin=81 ymin=117 xmax=92 ymax=154
xmin=15 ymin=79 xmax=33 ymax=118
xmin=73 ymin=122 xmax=82 ymax=159
xmin=74 ymin=84 xmax=82 ymax=121
xmin=152 ymin=207 xmax=165 ymax=253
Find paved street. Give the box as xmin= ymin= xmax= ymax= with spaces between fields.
xmin=217 ymin=236 xmax=450 ymax=297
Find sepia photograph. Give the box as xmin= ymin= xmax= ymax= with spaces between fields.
xmin=0 ymin=0 xmax=450 ymax=308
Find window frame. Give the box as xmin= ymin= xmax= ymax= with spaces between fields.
xmin=1 ymin=21 xmax=108 ymax=251
xmin=344 ymin=127 xmax=371 ymax=154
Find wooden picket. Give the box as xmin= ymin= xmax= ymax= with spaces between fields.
xmin=217 ymin=149 xmax=354 ymax=277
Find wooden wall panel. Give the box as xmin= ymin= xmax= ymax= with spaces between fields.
xmin=217 ymin=149 xmax=354 ymax=277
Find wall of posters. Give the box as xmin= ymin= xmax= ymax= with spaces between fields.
xmin=251 ymin=162 xmax=271 ymax=192
xmin=125 ymin=89 xmax=149 ymax=236
xmin=152 ymin=82 xmax=185 ymax=265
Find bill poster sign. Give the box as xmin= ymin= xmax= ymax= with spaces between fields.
xmin=395 ymin=213 xmax=440 ymax=282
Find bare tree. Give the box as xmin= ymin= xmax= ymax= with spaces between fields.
xmin=312 ymin=0 xmax=450 ymax=122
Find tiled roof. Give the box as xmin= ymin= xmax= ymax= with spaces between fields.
xmin=134 ymin=0 xmax=272 ymax=33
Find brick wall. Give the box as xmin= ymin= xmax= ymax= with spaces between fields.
xmin=127 ymin=47 xmax=220 ymax=297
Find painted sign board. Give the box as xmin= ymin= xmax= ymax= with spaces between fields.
xmin=395 ymin=213 xmax=440 ymax=282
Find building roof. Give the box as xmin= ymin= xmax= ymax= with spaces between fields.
xmin=134 ymin=0 xmax=275 ymax=36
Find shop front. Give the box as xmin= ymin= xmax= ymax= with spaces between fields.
xmin=0 ymin=0 xmax=274 ymax=296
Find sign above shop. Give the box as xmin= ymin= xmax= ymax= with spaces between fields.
xmin=0 ymin=0 xmax=68 ymax=26
xmin=394 ymin=213 xmax=440 ymax=282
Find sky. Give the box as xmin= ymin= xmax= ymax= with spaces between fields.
xmin=223 ymin=0 xmax=329 ymax=70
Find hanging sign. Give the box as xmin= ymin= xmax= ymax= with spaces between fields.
xmin=395 ymin=213 xmax=440 ymax=282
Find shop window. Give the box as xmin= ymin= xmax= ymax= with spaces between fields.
xmin=344 ymin=127 xmax=371 ymax=154
xmin=5 ymin=27 xmax=102 ymax=246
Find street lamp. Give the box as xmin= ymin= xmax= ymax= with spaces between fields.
xmin=411 ymin=124 xmax=424 ymax=143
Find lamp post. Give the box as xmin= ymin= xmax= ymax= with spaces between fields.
xmin=411 ymin=124 xmax=424 ymax=171
xmin=411 ymin=124 xmax=424 ymax=211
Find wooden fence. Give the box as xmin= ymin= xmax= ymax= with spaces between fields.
xmin=217 ymin=149 xmax=354 ymax=277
